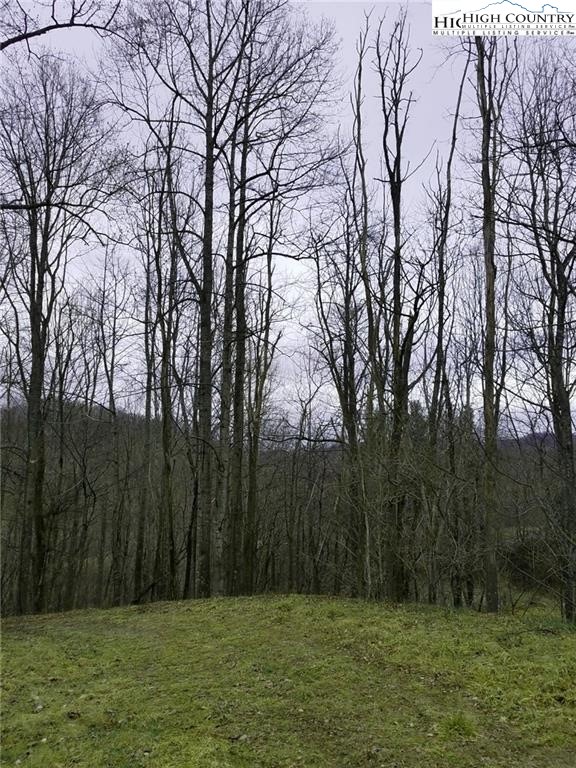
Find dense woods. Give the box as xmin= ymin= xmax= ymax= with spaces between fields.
xmin=1 ymin=1 xmax=575 ymax=622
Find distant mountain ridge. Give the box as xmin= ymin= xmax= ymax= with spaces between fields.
xmin=474 ymin=1 xmax=568 ymax=13
xmin=447 ymin=1 xmax=570 ymax=14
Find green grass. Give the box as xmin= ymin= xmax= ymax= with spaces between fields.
xmin=1 ymin=596 xmax=575 ymax=767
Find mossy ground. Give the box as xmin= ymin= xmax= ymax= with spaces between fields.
xmin=1 ymin=596 xmax=575 ymax=767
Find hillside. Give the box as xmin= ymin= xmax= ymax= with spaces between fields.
xmin=2 ymin=596 xmax=575 ymax=767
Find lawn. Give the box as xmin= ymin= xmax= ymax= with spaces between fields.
xmin=1 ymin=595 xmax=575 ymax=767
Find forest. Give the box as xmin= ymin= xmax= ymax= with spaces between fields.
xmin=1 ymin=0 xmax=575 ymax=623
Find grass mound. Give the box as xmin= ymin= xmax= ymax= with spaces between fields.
xmin=2 ymin=596 xmax=575 ymax=767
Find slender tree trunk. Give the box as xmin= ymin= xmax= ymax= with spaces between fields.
xmin=475 ymin=37 xmax=500 ymax=613
xmin=214 ymin=138 xmax=237 ymax=596
xmin=196 ymin=75 xmax=215 ymax=599
xmin=228 ymin=104 xmax=250 ymax=594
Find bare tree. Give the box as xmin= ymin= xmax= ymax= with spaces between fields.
xmin=375 ymin=12 xmax=429 ymax=602
xmin=505 ymin=46 xmax=576 ymax=621
xmin=0 ymin=57 xmax=116 ymax=611
xmin=0 ymin=0 xmax=119 ymax=52
xmin=473 ymin=37 xmax=516 ymax=612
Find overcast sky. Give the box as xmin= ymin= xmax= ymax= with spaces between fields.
xmin=40 ymin=0 xmax=465 ymax=205
xmin=3 ymin=1 xmax=573 ymax=425
xmin=302 ymin=2 xmax=466 ymax=205
xmin=273 ymin=2 xmax=468 ymax=406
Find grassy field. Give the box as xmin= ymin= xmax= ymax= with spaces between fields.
xmin=1 ymin=596 xmax=575 ymax=768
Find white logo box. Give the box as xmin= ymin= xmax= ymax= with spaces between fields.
xmin=432 ymin=0 xmax=576 ymax=35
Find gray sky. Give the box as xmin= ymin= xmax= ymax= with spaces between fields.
xmin=299 ymin=1 xmax=467 ymax=202
xmin=273 ymin=2 xmax=469 ymax=408
xmin=16 ymin=1 xmax=468 ymax=215
xmin=7 ymin=1 xmax=572 ymax=422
